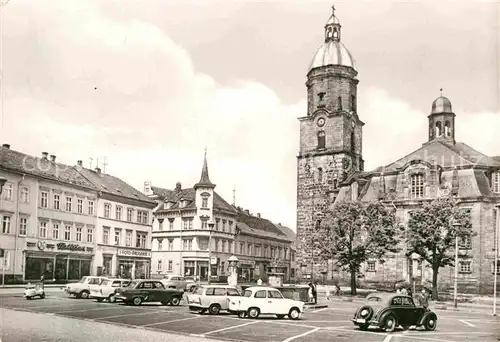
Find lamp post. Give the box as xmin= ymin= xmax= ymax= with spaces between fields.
xmin=453 ymin=221 xmax=461 ymax=309
xmin=494 ymin=205 xmax=499 ymax=316
xmin=208 ymin=221 xmax=214 ymax=285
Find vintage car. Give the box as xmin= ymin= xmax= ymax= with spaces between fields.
xmin=352 ymin=292 xmax=438 ymax=332
xmin=64 ymin=276 xmax=108 ymax=299
xmin=160 ymin=274 xmax=197 ymax=292
xmin=187 ymin=285 xmax=241 ymax=314
xmin=24 ymin=283 xmax=45 ymax=300
xmin=89 ymin=278 xmax=130 ymax=303
xmin=228 ymin=286 xmax=304 ymax=320
xmin=114 ymin=279 xmax=184 ymax=306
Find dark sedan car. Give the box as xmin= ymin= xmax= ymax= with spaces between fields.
xmin=115 ymin=279 xmax=184 ymax=306
xmin=352 ymin=292 xmax=437 ymax=332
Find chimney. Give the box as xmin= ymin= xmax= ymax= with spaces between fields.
xmin=257 ymin=213 xmax=261 ymax=218
xmin=77 ymin=160 xmax=83 ymax=167
xmin=50 ymin=155 xmax=56 ymax=162
xmin=244 ymin=209 xmax=250 ymax=215
xmin=2 ymin=143 xmax=10 ymax=149
xmin=95 ymin=167 xmax=101 ymax=174
xmin=41 ymin=152 xmax=48 ymax=159
xmin=175 ymin=182 xmax=182 ymax=192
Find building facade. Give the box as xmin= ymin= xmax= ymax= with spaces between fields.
xmin=0 ymin=144 xmax=155 ymax=283
xmin=147 ymin=153 xmax=295 ymax=282
xmin=76 ymin=165 xmax=156 ymax=280
xmin=296 ymin=7 xmax=500 ymax=293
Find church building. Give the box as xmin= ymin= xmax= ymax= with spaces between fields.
xmin=295 ymin=7 xmax=500 ymax=294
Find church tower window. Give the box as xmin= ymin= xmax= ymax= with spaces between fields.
xmin=318 ymin=168 xmax=323 ymax=182
xmin=410 ymin=174 xmax=425 ymax=198
xmin=351 ymin=95 xmax=356 ymax=112
xmin=444 ymin=121 xmax=451 ymax=137
xmin=317 ymin=131 xmax=326 ymax=149
xmin=337 ymin=96 xmax=342 ymax=110
xmin=435 ymin=122 xmax=442 ymax=137
xmin=351 ymin=131 xmax=355 ymax=152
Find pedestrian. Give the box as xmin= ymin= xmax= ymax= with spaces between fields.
xmin=401 ymin=287 xmax=408 ymax=296
xmin=257 ymin=278 xmax=263 ymax=286
xmin=40 ymin=274 xmax=45 ymax=290
xmin=308 ymin=283 xmax=314 ymax=303
xmin=313 ymin=281 xmax=318 ymax=304
xmin=396 ymin=288 xmax=401 ymax=294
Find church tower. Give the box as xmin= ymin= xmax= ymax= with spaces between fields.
xmin=296 ymin=6 xmax=364 ymax=279
xmin=427 ymin=90 xmax=456 ymax=144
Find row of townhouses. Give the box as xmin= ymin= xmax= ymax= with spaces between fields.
xmin=0 ymin=144 xmax=296 ymax=283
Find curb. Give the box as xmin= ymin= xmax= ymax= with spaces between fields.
xmin=304 ymin=304 xmax=329 ymax=309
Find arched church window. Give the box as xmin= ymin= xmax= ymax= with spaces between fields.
xmin=318 ymin=168 xmax=323 ymax=182
xmin=326 ymin=27 xmax=333 ymax=40
xmin=444 ymin=121 xmax=451 ymax=137
xmin=333 ymin=28 xmax=339 ymax=39
xmin=317 ymin=131 xmax=326 ymax=149
xmin=435 ymin=122 xmax=442 ymax=137
xmin=351 ymin=131 xmax=356 ymax=152
xmin=351 ymin=95 xmax=356 ymax=112
xmin=337 ymin=96 xmax=342 ymax=110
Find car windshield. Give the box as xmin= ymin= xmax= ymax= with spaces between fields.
xmin=78 ymin=276 xmax=87 ymax=283
xmin=243 ymin=290 xmax=252 ymax=297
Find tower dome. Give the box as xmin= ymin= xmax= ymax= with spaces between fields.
xmin=308 ymin=6 xmax=356 ymax=72
xmin=431 ymin=95 xmax=453 ymax=114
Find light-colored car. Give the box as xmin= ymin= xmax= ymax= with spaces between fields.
xmin=161 ymin=274 xmax=197 ymax=291
xmin=187 ymin=285 xmax=241 ymax=314
xmin=64 ymin=276 xmax=107 ymax=299
xmin=90 ymin=278 xmax=131 ymax=303
xmin=228 ymin=286 xmax=305 ymax=320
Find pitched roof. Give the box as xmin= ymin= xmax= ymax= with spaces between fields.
xmin=76 ymin=167 xmax=155 ymax=205
xmin=234 ymin=208 xmax=289 ymax=239
xmin=273 ymin=223 xmax=297 ymax=248
xmin=151 ymin=186 xmax=235 ymax=213
xmin=194 ymin=150 xmax=215 ymax=189
xmin=0 ymin=146 xmax=95 ymax=189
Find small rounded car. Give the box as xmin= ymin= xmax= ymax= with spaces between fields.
xmin=24 ymin=283 xmax=45 ymax=300
xmin=352 ymin=292 xmax=437 ymax=332
xmin=228 ymin=286 xmax=304 ymax=320
xmin=114 ymin=279 xmax=184 ymax=306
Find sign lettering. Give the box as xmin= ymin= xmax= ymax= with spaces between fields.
xmin=57 ymin=243 xmax=87 ymax=252
xmin=117 ymin=249 xmax=151 ymax=258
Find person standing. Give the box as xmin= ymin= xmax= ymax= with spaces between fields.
xmin=308 ymin=283 xmax=314 ymax=303
xmin=313 ymin=281 xmax=318 ymax=304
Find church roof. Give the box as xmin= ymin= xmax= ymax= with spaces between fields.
xmin=194 ymin=149 xmax=215 ymax=189
xmin=381 ymin=140 xmax=500 ymax=172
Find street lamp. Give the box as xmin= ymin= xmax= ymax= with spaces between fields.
xmin=494 ymin=205 xmax=499 ymax=317
xmin=207 ymin=220 xmax=215 ymax=285
xmin=452 ymin=221 xmax=461 ymax=309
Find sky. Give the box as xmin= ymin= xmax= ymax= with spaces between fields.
xmin=0 ymin=0 xmax=498 ymax=231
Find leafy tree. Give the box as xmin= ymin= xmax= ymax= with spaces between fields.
xmin=312 ymin=201 xmax=402 ymax=295
xmin=406 ymin=197 xmax=473 ymax=300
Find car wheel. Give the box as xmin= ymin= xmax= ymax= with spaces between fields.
xmin=276 ymin=315 xmax=285 ymax=319
xmin=424 ymin=316 xmax=437 ymax=331
xmin=383 ymin=314 xmax=397 ymax=332
xmin=171 ymin=297 xmax=181 ymax=306
xmin=289 ymin=308 xmax=301 ymax=320
xmin=96 ymin=298 xmax=104 ymax=302
xmin=80 ymin=291 xmax=90 ymax=299
xmin=209 ymin=304 xmax=221 ymax=315
xmin=247 ymin=307 xmax=260 ymax=319
xmin=26 ymin=296 xmax=32 ymax=300
xmin=108 ymin=294 xmax=116 ymax=303
xmin=132 ymin=297 xmax=142 ymax=306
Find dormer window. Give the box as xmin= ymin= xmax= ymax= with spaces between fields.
xmin=410 ymin=174 xmax=425 ymax=198
xmin=492 ymin=171 xmax=500 ymax=193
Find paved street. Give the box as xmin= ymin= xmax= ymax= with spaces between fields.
xmin=0 ymin=291 xmax=498 ymax=342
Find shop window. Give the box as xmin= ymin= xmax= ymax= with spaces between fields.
xmin=87 ymin=227 xmax=93 ymax=243
xmin=184 ymin=261 xmax=194 ymax=276
xmin=115 ymin=206 xmax=122 ymax=220
xmin=20 ymin=186 xmax=29 ymax=203
xmin=76 ymin=227 xmax=83 ymax=242
xmin=40 ymin=191 xmax=48 ymax=208
xmin=104 ymin=203 xmax=111 ymax=218
xmin=459 ymin=261 xmax=472 ymax=274
xmin=168 ymin=260 xmax=173 ymax=272
xmin=367 ymin=261 xmax=376 ymax=272
xmin=410 ymin=174 xmax=425 ymax=198
xmin=19 ymin=217 xmax=27 ymax=236
xmin=2 ymin=183 xmax=12 ymax=200
xmin=53 ymin=194 xmax=60 ymax=210
xmin=127 ymin=208 xmax=133 ymax=222
xmin=65 ymin=196 xmax=72 ymax=212
xmin=88 ymin=200 xmax=94 ymax=215
xmin=39 ymin=221 xmax=47 ymax=238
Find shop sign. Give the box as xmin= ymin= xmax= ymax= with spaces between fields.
xmin=57 ymin=243 xmax=91 ymax=252
xmin=210 ymin=257 xmax=217 ymax=265
xmin=241 ymin=260 xmax=256 ymax=267
xmin=117 ymin=249 xmax=152 ymax=258
xmin=37 ymin=241 xmax=46 ymax=251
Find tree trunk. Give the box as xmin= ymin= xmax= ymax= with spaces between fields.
xmin=350 ymin=266 xmax=357 ymax=296
xmin=431 ymin=266 xmax=439 ymax=300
